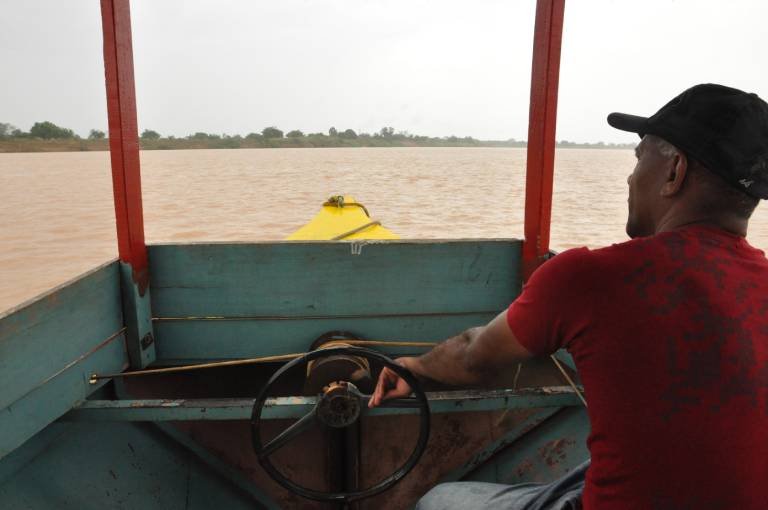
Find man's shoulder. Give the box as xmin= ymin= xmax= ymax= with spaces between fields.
xmin=590 ymin=234 xmax=662 ymax=260
xmin=537 ymin=247 xmax=593 ymax=277
xmin=537 ymin=236 xmax=664 ymax=285
xmin=549 ymin=236 xmax=653 ymax=267
xmin=530 ymin=247 xmax=604 ymax=290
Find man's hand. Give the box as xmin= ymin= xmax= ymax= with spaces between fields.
xmin=368 ymin=357 xmax=419 ymax=408
xmin=369 ymin=311 xmax=533 ymax=407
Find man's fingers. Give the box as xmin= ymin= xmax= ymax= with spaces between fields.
xmin=370 ymin=367 xmax=405 ymax=408
xmin=381 ymin=384 xmax=411 ymax=401
xmin=369 ymin=365 xmax=416 ymax=409
xmin=368 ymin=359 xmax=419 ymax=408
xmin=369 ymin=367 xmax=393 ymax=408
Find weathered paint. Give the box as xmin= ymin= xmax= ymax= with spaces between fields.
xmin=463 ymin=407 xmax=590 ymax=484
xmin=148 ymin=240 xmax=519 ymax=362
xmin=149 ymin=241 xmax=520 ymax=316
xmin=0 ymin=422 xmax=268 ymax=509
xmin=0 ymin=261 xmax=122 ymax=411
xmin=437 ymin=407 xmax=561 ymax=483
xmin=153 ymin=422 xmax=281 ymax=509
xmin=153 ymin=313 xmax=494 ymax=363
xmin=0 ymin=261 xmax=128 ymax=461
xmin=101 ymin=0 xmax=146 ymax=285
xmin=0 ymin=423 xmax=69 ymax=487
xmin=522 ymin=0 xmax=566 ymax=280
xmin=120 ymin=261 xmax=155 ymax=367
xmin=101 ymin=0 xmax=156 ymax=368
xmin=0 ymin=334 xmax=127 ymax=459
xmin=64 ymin=387 xmax=582 ymax=422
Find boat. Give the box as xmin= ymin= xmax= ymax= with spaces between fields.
xmin=286 ymin=195 xmax=399 ymax=241
xmin=0 ymin=1 xmax=587 ymax=508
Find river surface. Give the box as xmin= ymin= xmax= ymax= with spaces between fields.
xmin=1 ymin=147 xmax=766 ymax=313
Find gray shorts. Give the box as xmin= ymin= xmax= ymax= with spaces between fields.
xmin=416 ymin=459 xmax=588 ymax=510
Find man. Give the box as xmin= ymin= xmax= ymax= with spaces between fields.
xmin=369 ymin=84 xmax=768 ymax=509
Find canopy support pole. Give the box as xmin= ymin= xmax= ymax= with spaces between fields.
xmin=522 ymin=0 xmax=565 ymax=281
xmin=100 ymin=0 xmax=155 ymax=368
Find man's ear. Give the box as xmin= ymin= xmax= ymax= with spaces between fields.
xmin=660 ymin=152 xmax=689 ymax=197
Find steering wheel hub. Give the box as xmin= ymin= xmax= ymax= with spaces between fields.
xmin=317 ymin=381 xmax=362 ymax=427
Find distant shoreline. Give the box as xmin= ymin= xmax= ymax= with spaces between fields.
xmin=0 ymin=138 xmax=634 ymax=153
xmin=0 ymin=122 xmax=635 ymax=152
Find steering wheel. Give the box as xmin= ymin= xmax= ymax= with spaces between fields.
xmin=250 ymin=346 xmax=431 ymax=503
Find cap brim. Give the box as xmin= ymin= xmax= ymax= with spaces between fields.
xmin=607 ymin=112 xmax=648 ymax=138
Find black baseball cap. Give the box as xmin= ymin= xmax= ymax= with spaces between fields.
xmin=607 ymin=83 xmax=768 ymax=199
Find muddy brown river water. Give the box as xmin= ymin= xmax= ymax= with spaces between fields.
xmin=1 ymin=147 xmax=766 ymax=313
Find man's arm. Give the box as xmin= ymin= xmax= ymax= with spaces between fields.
xmin=369 ymin=310 xmax=533 ymax=407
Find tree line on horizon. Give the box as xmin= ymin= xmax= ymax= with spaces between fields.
xmin=0 ymin=121 xmax=635 ymax=151
xmin=0 ymin=121 xmax=107 ymax=141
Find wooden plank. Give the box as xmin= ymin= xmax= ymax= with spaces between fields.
xmin=148 ymin=240 xmax=521 ymax=318
xmin=152 ymin=313 xmax=496 ymax=362
xmin=0 ymin=262 xmax=123 ymax=411
xmin=64 ymin=388 xmax=583 ymax=422
xmin=0 ymin=334 xmax=127 ymax=460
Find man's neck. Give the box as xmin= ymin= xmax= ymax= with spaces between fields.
xmin=655 ymin=212 xmax=748 ymax=237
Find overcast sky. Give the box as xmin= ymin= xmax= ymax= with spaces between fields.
xmin=2 ymin=0 xmax=766 ymax=143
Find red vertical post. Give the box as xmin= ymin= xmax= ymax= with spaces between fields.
xmin=522 ymin=0 xmax=565 ymax=281
xmin=101 ymin=0 xmax=145 ymax=276
xmin=101 ymin=0 xmax=155 ymax=368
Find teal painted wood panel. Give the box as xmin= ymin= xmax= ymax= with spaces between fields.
xmin=148 ymin=240 xmax=521 ymax=318
xmin=0 ymin=333 xmax=127 ymax=459
xmin=0 ymin=422 xmax=275 ymax=509
xmin=0 ymin=261 xmax=123 ymax=411
xmin=153 ymin=422 xmax=280 ymax=509
xmin=0 ymin=423 xmax=69 ymax=487
xmin=64 ymin=388 xmax=582 ymax=421
xmin=153 ymin=313 xmax=496 ymax=362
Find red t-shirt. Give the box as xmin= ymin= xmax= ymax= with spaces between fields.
xmin=507 ymin=225 xmax=768 ymax=510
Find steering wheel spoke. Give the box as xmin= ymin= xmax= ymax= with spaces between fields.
xmin=260 ymin=408 xmax=317 ymax=458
